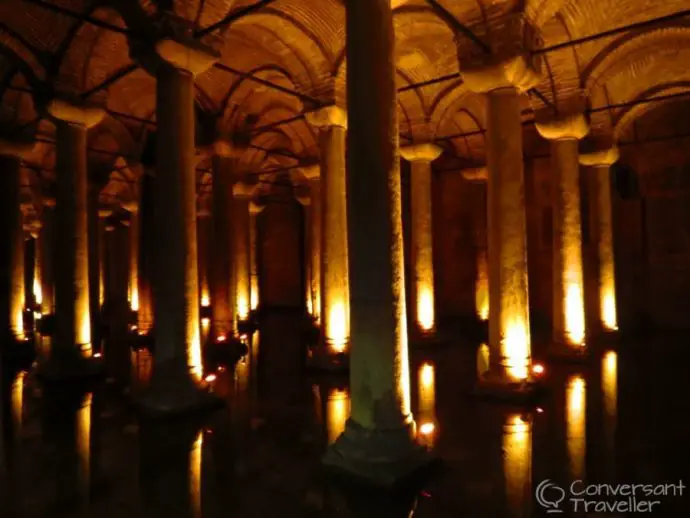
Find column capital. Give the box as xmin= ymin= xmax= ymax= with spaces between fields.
xmin=46 ymin=98 xmax=105 ymax=128
xmin=301 ymin=163 xmax=320 ymax=181
xmin=462 ymin=165 xmax=488 ymax=182
xmin=249 ymin=201 xmax=266 ymax=214
xmin=122 ymin=200 xmax=138 ymax=213
xmin=579 ymin=147 xmax=619 ymax=167
xmin=400 ymin=142 xmax=443 ymax=163
xmin=232 ymin=181 xmax=256 ymax=199
xmin=460 ymin=15 xmax=542 ymax=94
xmin=295 ymin=195 xmax=310 ymax=206
xmin=42 ymin=196 xmax=56 ymax=208
xmin=0 ymin=138 xmax=35 ymax=158
xmin=213 ymin=136 xmax=248 ymax=158
xmin=98 ymin=208 xmax=113 ymax=218
xmin=305 ymin=105 xmax=347 ymax=129
xmin=535 ymin=112 xmax=590 ymax=141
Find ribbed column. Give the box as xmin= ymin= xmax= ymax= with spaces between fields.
xmin=536 ymin=113 xmax=589 ymax=352
xmin=249 ymin=200 xmax=265 ymax=312
xmin=232 ymin=182 xmax=254 ymax=325
xmin=305 ymin=106 xmax=350 ymax=353
xmin=303 ymin=165 xmax=322 ymax=323
xmin=400 ymin=143 xmax=442 ymax=340
xmin=580 ymin=147 xmax=620 ymax=333
xmin=322 ymin=0 xmax=429 ymax=486
xmin=44 ymin=100 xmax=104 ymax=373
xmin=132 ymin=34 xmax=221 ymax=415
xmin=461 ymin=32 xmax=541 ymax=387
xmin=210 ymin=154 xmax=233 ymax=337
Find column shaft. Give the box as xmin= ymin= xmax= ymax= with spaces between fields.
xmin=154 ymin=66 xmax=202 ymax=380
xmin=320 ymin=126 xmax=350 ymax=351
xmin=310 ymin=178 xmax=322 ymax=322
xmin=54 ymin=121 xmax=92 ymax=356
xmin=87 ymin=186 xmax=100 ymax=351
xmin=197 ymin=214 xmax=210 ymax=308
xmin=551 ymin=139 xmax=585 ymax=347
xmin=486 ymin=88 xmax=531 ymax=381
xmin=409 ymin=160 xmax=435 ymax=335
xmin=210 ymin=156 xmax=232 ymax=336
xmin=97 ymin=217 xmax=106 ymax=309
xmin=249 ymin=210 xmax=260 ymax=311
xmin=595 ymin=166 xmax=617 ymax=331
xmin=40 ymin=206 xmax=55 ymax=315
xmin=233 ymin=197 xmax=251 ymax=323
xmin=302 ymin=203 xmax=313 ymax=314
xmin=138 ymin=173 xmax=154 ymax=332
xmin=129 ymin=210 xmax=140 ymax=312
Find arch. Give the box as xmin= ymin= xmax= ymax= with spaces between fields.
xmin=429 ymin=81 xmax=486 ymax=138
xmin=0 ymin=26 xmax=45 ymax=85
xmin=524 ymin=0 xmax=571 ymax=29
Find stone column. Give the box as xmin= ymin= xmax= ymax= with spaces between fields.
xmin=0 ymin=141 xmax=32 ymax=341
xmin=232 ymin=182 xmax=254 ymax=325
xmin=133 ymin=37 xmax=221 ymax=415
xmin=42 ymin=100 xmax=104 ymax=375
xmin=303 ymin=165 xmax=322 ymax=323
xmin=138 ymin=172 xmax=154 ymax=333
xmin=536 ymin=114 xmax=589 ymax=353
xmin=123 ymin=200 xmax=140 ymax=313
xmin=463 ymin=167 xmax=491 ymax=322
xmin=400 ymin=143 xmax=443 ymax=340
xmin=295 ymin=193 xmax=313 ymax=315
xmin=197 ymin=206 xmax=211 ymax=309
xmin=461 ymin=36 xmax=541 ymax=388
xmin=210 ymin=153 xmax=233 ymax=338
xmin=87 ymin=183 xmax=102 ymax=354
xmin=40 ymin=199 xmax=56 ymax=316
xmin=580 ymin=147 xmax=620 ymax=333
xmin=249 ymin=200 xmax=265 ymax=313
xmin=322 ymin=0 xmax=429 ymax=486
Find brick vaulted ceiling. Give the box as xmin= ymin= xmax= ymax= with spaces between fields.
xmin=1 ymin=0 xmax=690 ymax=210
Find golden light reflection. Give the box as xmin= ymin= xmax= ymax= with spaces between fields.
xmin=11 ymin=371 xmax=25 ymax=431
xmin=189 ymin=431 xmax=203 ymax=518
xmin=77 ymin=392 xmax=92 ymax=504
xmin=565 ymin=282 xmax=585 ymax=346
xmin=326 ymin=388 xmax=350 ymax=444
xmin=33 ymin=272 xmax=42 ymax=306
xmin=417 ymin=286 xmax=435 ymax=332
xmin=12 ymin=305 xmax=24 ymax=340
xmin=237 ymin=295 xmax=249 ymax=322
xmin=503 ymin=317 xmax=530 ymax=381
xmin=306 ymin=292 xmax=313 ymax=315
xmin=503 ymin=414 xmax=532 ymax=516
xmin=601 ymin=290 xmax=618 ymax=331
xmin=250 ymin=278 xmax=259 ymax=311
xmin=189 ymin=327 xmax=203 ymax=382
xmin=327 ymin=301 xmax=347 ymax=353
xmin=476 ymin=249 xmax=489 ymax=321
xmin=78 ymin=312 xmax=92 ymax=357
xmin=417 ymin=362 xmax=437 ymax=447
xmin=130 ymin=287 xmax=139 ymax=312
xmin=602 ymin=351 xmax=617 ymax=419
xmin=477 ymin=343 xmax=490 ymax=377
xmin=566 ymin=375 xmax=586 ymax=480
xmin=200 ymin=294 xmax=210 ymax=308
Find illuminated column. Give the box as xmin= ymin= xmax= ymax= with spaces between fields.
xmin=323 ymin=0 xmax=429 ymax=485
xmin=123 ymin=199 xmax=140 ymax=313
xmin=97 ymin=209 xmax=111 ymax=310
xmin=196 ymin=206 xmax=211 ymax=309
xmin=305 ymin=106 xmax=350 ymax=353
xmin=417 ymin=362 xmax=438 ymax=447
xmin=601 ymin=350 xmax=617 ymax=480
xmin=210 ymin=153 xmax=233 ymax=337
xmin=325 ymin=387 xmax=350 ymax=445
xmin=232 ymin=182 xmax=254 ymax=325
xmin=0 ymin=141 xmax=32 ymax=341
xmin=566 ymin=375 xmax=586 ymax=481
xmin=303 ymin=165 xmax=322 ymax=323
xmin=580 ymin=147 xmax=620 ymax=333
xmin=249 ymin=200 xmax=265 ymax=312
xmin=400 ymin=143 xmax=442 ymax=339
xmin=87 ymin=183 xmax=101 ymax=353
xmin=536 ymin=114 xmax=589 ymax=351
xmin=44 ymin=100 xmax=104 ymax=371
xmin=138 ymin=173 xmax=154 ymax=332
xmin=461 ymin=44 xmax=541 ymax=386
xmin=133 ymin=38 xmax=221 ymax=414
xmin=40 ymin=199 xmax=56 ymax=315
xmin=296 ymin=193 xmax=313 ymax=315
xmin=463 ymin=167 xmax=490 ymax=322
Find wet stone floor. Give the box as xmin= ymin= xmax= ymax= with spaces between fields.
xmin=1 ymin=313 xmax=690 ymax=517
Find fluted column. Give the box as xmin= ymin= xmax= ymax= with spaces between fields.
xmin=232 ymin=182 xmax=254 ymax=325
xmin=43 ymin=100 xmax=104 ymax=373
xmin=400 ymin=143 xmax=442 ymax=340
xmin=536 ymin=113 xmax=589 ymax=352
xmin=210 ymin=153 xmax=233 ymax=337
xmin=0 ymin=141 xmax=32 ymax=341
xmin=306 ymin=106 xmax=350 ymax=353
xmin=132 ymin=35 xmax=221 ymax=415
xmin=461 ymin=25 xmax=542 ymax=387
xmin=303 ymin=165 xmax=322 ymax=323
xmin=580 ymin=147 xmax=620 ymax=333
xmin=322 ymin=0 xmax=428 ymax=486
xmin=249 ymin=200 xmax=265 ymax=313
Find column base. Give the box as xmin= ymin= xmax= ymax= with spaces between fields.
xmin=306 ymin=347 xmax=349 ymax=373
xmin=36 ymin=352 xmax=104 ymax=383
xmin=409 ymin=330 xmax=447 ymax=349
xmin=547 ymin=341 xmax=591 ymax=364
xmin=589 ymin=329 xmax=620 ymax=351
xmin=473 ymin=369 xmax=546 ymax=404
xmin=323 ymin=418 xmax=436 ymax=489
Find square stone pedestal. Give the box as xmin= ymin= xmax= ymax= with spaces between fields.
xmin=323 ymin=419 xmax=437 ymax=489
xmin=306 ymin=348 xmax=349 ymax=373
xmin=547 ymin=342 xmax=591 ymax=364
xmin=409 ymin=331 xmax=447 ymax=349
xmin=473 ymin=371 xmax=546 ymax=405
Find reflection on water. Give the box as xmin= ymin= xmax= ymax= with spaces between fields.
xmin=326 ymin=388 xmax=350 ymax=445
xmin=477 ymin=343 xmax=490 ymax=377
xmin=11 ymin=372 xmax=25 ymax=433
xmin=417 ymin=362 xmax=437 ymax=448
xmin=602 ymin=351 xmax=618 ymax=478
xmin=131 ymin=348 xmax=153 ymax=392
xmin=503 ymin=414 xmax=532 ymax=518
xmin=189 ymin=432 xmax=203 ymax=518
xmin=76 ymin=393 xmax=92 ymax=510
xmin=566 ymin=375 xmax=586 ymax=481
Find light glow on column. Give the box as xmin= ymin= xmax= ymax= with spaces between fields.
xmin=503 ymin=316 xmax=530 ymax=381
xmin=475 ymin=249 xmax=489 ymax=321
xmin=130 ymin=286 xmax=139 ymax=312
xmin=189 ymin=328 xmax=203 ymax=382
xmin=237 ymin=295 xmax=249 ymax=322
xmin=417 ymin=362 xmax=437 ymax=447
xmin=250 ymin=283 xmax=259 ymax=311
xmin=565 ymin=280 xmax=585 ymax=346
xmin=597 ymin=166 xmax=618 ymax=332
xmin=200 ymin=293 xmax=210 ymax=308
xmin=601 ymin=288 xmax=617 ymax=331
xmin=566 ymin=375 xmax=586 ymax=481
xmin=326 ymin=388 xmax=350 ymax=444
xmin=326 ymin=301 xmax=347 ymax=353
xmin=78 ymin=310 xmax=92 ymax=357
xmin=417 ymin=286 xmax=435 ymax=332
xmin=477 ymin=343 xmax=490 ymax=377
xmin=34 ymin=263 xmax=43 ymax=306
xmin=503 ymin=414 xmax=532 ymax=513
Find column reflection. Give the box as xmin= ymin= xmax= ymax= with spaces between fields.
xmin=10 ymin=371 xmax=25 ymax=433
xmin=503 ymin=413 xmax=532 ymax=517
xmin=417 ymin=362 xmax=437 ymax=448
xmin=189 ymin=431 xmax=203 ymax=518
xmin=325 ymin=387 xmax=350 ymax=445
xmin=76 ymin=392 xmax=92 ymax=511
xmin=477 ymin=343 xmax=490 ymax=378
xmin=566 ymin=375 xmax=586 ymax=482
xmin=602 ymin=351 xmax=617 ymax=479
